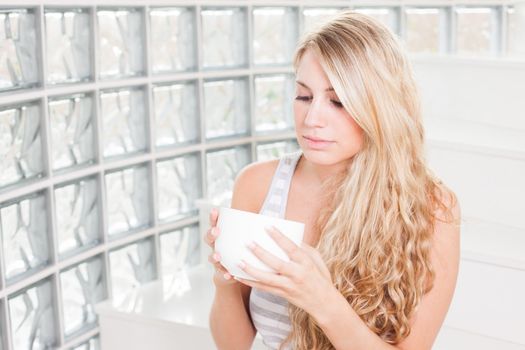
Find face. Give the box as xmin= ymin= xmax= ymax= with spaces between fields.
xmin=294 ymin=49 xmax=364 ymax=166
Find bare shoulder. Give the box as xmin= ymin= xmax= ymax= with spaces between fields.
xmin=397 ymin=182 xmax=461 ymax=350
xmin=230 ymin=158 xmax=280 ymax=214
xmin=433 ymin=182 xmax=461 ymax=226
xmin=430 ymin=181 xmax=461 ymax=277
xmin=433 ymin=181 xmax=461 ymax=264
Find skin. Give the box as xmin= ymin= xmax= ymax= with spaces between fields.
xmin=293 ymin=49 xmax=365 ymax=183
xmin=206 ymin=49 xmax=460 ymax=350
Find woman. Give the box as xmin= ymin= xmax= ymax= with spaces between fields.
xmin=206 ymin=10 xmax=460 ymax=350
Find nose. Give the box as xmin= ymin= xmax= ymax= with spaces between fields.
xmin=303 ymin=98 xmax=327 ymax=127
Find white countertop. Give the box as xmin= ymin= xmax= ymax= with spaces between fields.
xmin=95 ymin=264 xmax=268 ymax=349
xmin=96 ymin=264 xmax=216 ymax=329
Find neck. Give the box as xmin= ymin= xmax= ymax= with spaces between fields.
xmin=297 ymin=153 xmax=350 ymax=187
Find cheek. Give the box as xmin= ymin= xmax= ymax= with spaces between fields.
xmin=293 ymin=102 xmax=304 ymax=118
xmin=341 ymin=117 xmax=365 ymax=151
xmin=293 ymin=102 xmax=304 ymax=121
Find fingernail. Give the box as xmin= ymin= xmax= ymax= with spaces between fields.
xmin=247 ymin=241 xmax=255 ymax=250
xmin=212 ymin=227 xmax=219 ymax=237
xmin=265 ymin=228 xmax=275 ymax=236
xmin=265 ymin=225 xmax=276 ymax=233
xmin=213 ymin=253 xmax=221 ymax=261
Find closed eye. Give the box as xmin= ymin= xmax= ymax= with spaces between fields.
xmin=331 ymin=100 xmax=343 ymax=108
xmin=295 ymin=96 xmax=344 ymax=109
xmin=295 ymin=96 xmax=312 ymax=102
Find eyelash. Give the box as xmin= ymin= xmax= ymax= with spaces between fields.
xmin=295 ymin=96 xmax=344 ymax=108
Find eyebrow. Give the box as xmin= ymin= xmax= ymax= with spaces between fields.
xmin=296 ymin=80 xmax=334 ymax=92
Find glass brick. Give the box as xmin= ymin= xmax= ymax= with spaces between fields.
xmin=150 ymin=7 xmax=196 ymax=73
xmin=507 ymin=5 xmax=525 ymax=57
xmin=203 ymin=78 xmax=249 ymax=140
xmin=156 ymin=153 xmax=202 ymax=223
xmin=0 ymin=9 xmax=39 ymax=92
xmin=49 ymin=94 xmax=96 ymax=172
xmin=201 ymin=7 xmax=247 ymax=69
xmin=97 ymin=8 xmax=145 ymax=79
xmin=354 ymin=7 xmax=399 ymax=33
xmin=1 ymin=192 xmax=50 ymax=284
xmin=160 ymin=224 xmax=200 ymax=278
xmin=253 ymin=7 xmax=299 ymax=66
xmin=1 ymin=300 xmax=4 ymax=350
xmin=254 ymin=74 xmax=294 ymax=133
xmin=0 ymin=102 xmax=44 ymax=191
xmin=105 ymin=164 xmax=151 ymax=237
xmin=109 ymin=237 xmax=156 ymax=305
xmin=60 ymin=256 xmax=106 ymax=339
xmin=8 ymin=278 xmax=57 ymax=349
xmin=302 ymin=8 xmax=342 ymax=33
xmin=256 ymin=140 xmax=300 ymax=162
xmin=54 ymin=177 xmax=100 ymax=258
xmin=405 ymin=8 xmax=443 ymax=53
xmin=45 ymin=9 xmax=91 ymax=84
xmin=456 ymin=7 xmax=496 ymax=55
xmin=69 ymin=336 xmax=100 ymax=350
xmin=99 ymin=87 xmax=148 ymax=159
xmin=206 ymin=146 xmax=251 ymax=205
xmin=152 ymin=81 xmax=199 ymax=148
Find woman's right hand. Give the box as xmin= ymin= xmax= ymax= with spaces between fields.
xmin=205 ymin=207 xmax=238 ymax=286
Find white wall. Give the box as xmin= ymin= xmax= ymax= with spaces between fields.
xmin=414 ymin=56 xmax=525 ymax=131
xmin=414 ymin=56 xmax=525 ymax=348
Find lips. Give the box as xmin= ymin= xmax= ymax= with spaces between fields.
xmin=303 ymin=135 xmax=332 ymax=142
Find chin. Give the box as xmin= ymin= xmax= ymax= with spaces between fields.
xmin=301 ymin=148 xmax=338 ymax=164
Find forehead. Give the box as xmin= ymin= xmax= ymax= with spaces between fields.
xmin=295 ymin=50 xmax=333 ymax=90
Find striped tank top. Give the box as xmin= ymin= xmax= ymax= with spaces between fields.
xmin=249 ymin=149 xmax=303 ymax=350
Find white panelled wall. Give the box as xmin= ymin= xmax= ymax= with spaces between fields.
xmin=414 ymin=56 xmax=525 ymax=349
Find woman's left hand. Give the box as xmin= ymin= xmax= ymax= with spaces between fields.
xmin=235 ymin=226 xmax=336 ymax=316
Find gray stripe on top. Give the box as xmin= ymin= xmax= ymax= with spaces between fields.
xmin=262 ymin=335 xmax=290 ymax=346
xmin=250 ymin=300 xmax=289 ymax=322
xmin=255 ymin=290 xmax=288 ymax=306
xmin=252 ymin=318 xmax=291 ymax=337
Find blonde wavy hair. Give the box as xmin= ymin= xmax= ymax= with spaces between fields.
xmin=280 ymin=11 xmax=457 ymax=349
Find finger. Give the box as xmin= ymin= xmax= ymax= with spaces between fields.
xmin=209 ymin=207 xmax=219 ymax=226
xmin=238 ymin=260 xmax=287 ymax=288
xmin=234 ymin=276 xmax=285 ymax=296
xmin=265 ymin=226 xmax=306 ymax=263
xmin=207 ymin=252 xmax=221 ymax=265
xmin=214 ymin=268 xmax=232 ymax=280
xmin=207 ymin=255 xmax=231 ymax=279
xmin=301 ymin=243 xmax=331 ymax=280
xmin=204 ymin=230 xmax=212 ymax=246
xmin=207 ymin=253 xmax=228 ymax=271
xmin=204 ymin=227 xmax=220 ymax=247
xmin=247 ymin=241 xmax=295 ymax=276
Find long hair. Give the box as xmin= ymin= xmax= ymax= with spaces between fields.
xmin=281 ymin=11 xmax=457 ymax=349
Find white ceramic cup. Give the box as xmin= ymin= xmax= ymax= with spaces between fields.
xmin=215 ymin=207 xmax=305 ymax=281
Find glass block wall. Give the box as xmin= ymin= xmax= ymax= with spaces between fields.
xmin=0 ymin=1 xmax=523 ymax=349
